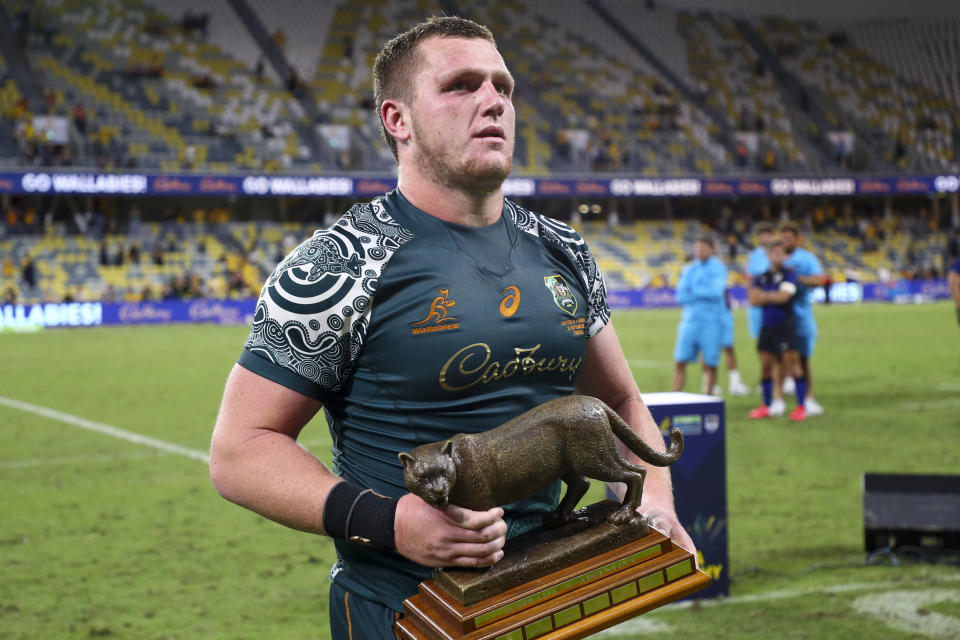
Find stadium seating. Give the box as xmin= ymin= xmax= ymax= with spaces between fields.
xmin=752 ymin=15 xmax=958 ymax=172
xmin=674 ymin=11 xmax=810 ymax=172
xmin=2 ymin=206 xmax=953 ymax=306
xmin=0 ymin=218 xmax=293 ymax=304
xmin=574 ymin=218 xmax=727 ymax=290
xmin=846 ymin=19 xmax=960 ymax=110
xmin=4 ymin=0 xmax=314 ymax=172
xmin=570 ymin=211 xmax=950 ymax=291
xmin=0 ymin=54 xmax=24 ymax=164
xmin=247 ymin=0 xmax=337 ymax=86
xmin=0 ymin=1 xmax=957 ymax=175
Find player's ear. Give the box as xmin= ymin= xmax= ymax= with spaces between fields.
xmin=381 ymin=99 xmax=411 ymax=146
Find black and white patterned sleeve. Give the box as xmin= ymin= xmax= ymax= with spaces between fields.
xmin=238 ymin=198 xmax=413 ymax=400
xmin=509 ymin=201 xmax=611 ymax=338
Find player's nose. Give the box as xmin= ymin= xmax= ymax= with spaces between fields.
xmin=478 ymin=81 xmax=507 ymax=117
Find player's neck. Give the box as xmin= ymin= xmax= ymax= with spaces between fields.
xmin=397 ymin=166 xmax=504 ymax=227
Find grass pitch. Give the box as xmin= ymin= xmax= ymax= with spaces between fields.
xmin=1 ymin=302 xmax=959 ymax=639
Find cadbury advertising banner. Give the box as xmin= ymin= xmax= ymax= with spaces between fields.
xmin=0 ymin=299 xmax=256 ymax=330
xmin=0 ymin=281 xmax=950 ymax=331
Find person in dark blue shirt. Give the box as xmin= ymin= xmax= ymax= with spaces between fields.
xmin=747 ymin=240 xmax=808 ymax=421
xmin=746 ymin=222 xmax=786 ymax=413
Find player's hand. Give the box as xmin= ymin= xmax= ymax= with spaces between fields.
xmin=394 ymin=494 xmax=506 ymax=568
xmin=642 ymin=505 xmax=699 ymax=568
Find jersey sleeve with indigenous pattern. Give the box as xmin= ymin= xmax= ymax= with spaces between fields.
xmin=507 ymin=200 xmax=611 ymax=337
xmin=238 ymin=198 xmax=414 ymax=400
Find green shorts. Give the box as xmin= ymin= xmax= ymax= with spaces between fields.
xmin=328 ymin=582 xmax=400 ymax=640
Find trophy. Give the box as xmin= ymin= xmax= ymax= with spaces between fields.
xmin=394 ymin=395 xmax=711 ymax=640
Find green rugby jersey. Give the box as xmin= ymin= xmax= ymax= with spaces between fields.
xmin=237 ymin=189 xmax=610 ymax=611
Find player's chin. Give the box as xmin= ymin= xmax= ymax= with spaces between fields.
xmin=463 ymin=156 xmax=512 ymax=186
xmin=470 ymin=138 xmax=512 ymax=158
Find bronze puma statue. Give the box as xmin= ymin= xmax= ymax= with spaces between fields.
xmin=398 ymin=395 xmax=683 ymax=527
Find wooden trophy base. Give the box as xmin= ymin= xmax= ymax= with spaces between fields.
xmin=395 ymin=501 xmax=711 ymax=640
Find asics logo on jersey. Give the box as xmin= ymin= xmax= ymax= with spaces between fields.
xmin=411 ymin=288 xmax=460 ymax=336
xmin=499 ymin=285 xmax=520 ymax=317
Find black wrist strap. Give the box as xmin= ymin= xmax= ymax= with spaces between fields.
xmin=322 ymin=481 xmax=398 ymax=551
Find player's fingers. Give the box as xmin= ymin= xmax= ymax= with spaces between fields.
xmin=645 ymin=511 xmax=698 ymax=567
xmin=445 ymin=504 xmax=504 ymax=530
xmin=454 ymin=538 xmax=504 ymax=558
xmin=646 ymin=513 xmax=682 ymax=545
xmin=478 ymin=518 xmax=507 ymax=543
xmin=447 ymin=518 xmax=508 ymax=547
xmin=448 ymin=547 xmax=505 ymax=568
xmin=453 ymin=516 xmax=507 ymax=543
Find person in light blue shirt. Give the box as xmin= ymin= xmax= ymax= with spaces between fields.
xmin=710 ymin=288 xmax=751 ymax=396
xmin=672 ymin=234 xmax=728 ymax=393
xmin=780 ymin=222 xmax=828 ymax=416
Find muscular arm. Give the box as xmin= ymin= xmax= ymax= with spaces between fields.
xmin=210 ymin=364 xmax=338 ymax=534
xmin=574 ymin=321 xmax=696 ymax=554
xmin=209 ymin=364 xmax=506 ymax=566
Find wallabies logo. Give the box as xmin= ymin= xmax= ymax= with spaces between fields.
xmin=543 ymin=275 xmax=577 ymax=316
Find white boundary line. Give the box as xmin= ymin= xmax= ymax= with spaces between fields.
xmin=672 ymin=572 xmax=960 ymax=608
xmin=0 ymin=451 xmax=166 ymax=469
xmin=897 ymin=399 xmax=960 ymax=411
xmin=598 ymin=573 xmax=960 ymax=637
xmin=0 ymin=395 xmax=209 ymax=464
